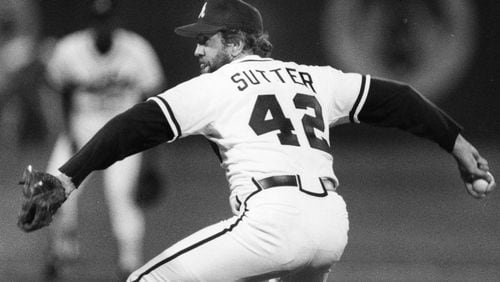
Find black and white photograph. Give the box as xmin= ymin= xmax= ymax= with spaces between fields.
xmin=1 ymin=0 xmax=498 ymax=281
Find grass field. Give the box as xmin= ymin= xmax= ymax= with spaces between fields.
xmin=1 ymin=125 xmax=499 ymax=281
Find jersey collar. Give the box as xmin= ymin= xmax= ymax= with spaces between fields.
xmin=231 ymin=55 xmax=273 ymax=64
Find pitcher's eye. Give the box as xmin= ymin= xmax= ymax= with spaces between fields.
xmin=196 ymin=35 xmax=210 ymax=45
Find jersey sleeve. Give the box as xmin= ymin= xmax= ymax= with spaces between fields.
xmin=358 ymin=77 xmax=463 ymax=152
xmin=59 ymin=100 xmax=172 ymax=187
xmin=322 ymin=66 xmax=371 ymax=127
xmin=147 ymin=75 xmax=221 ymax=141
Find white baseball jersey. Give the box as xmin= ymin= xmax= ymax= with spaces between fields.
xmin=47 ymin=28 xmax=164 ymax=119
xmin=150 ymin=55 xmax=369 ymax=212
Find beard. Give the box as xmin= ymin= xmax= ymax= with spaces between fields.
xmin=199 ymin=48 xmax=232 ymax=74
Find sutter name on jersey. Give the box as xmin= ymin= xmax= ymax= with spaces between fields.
xmin=230 ymin=67 xmax=316 ymax=93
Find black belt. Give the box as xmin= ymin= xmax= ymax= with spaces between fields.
xmin=253 ymin=175 xmax=336 ymax=197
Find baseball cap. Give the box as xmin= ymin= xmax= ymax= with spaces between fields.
xmin=175 ymin=0 xmax=263 ymax=38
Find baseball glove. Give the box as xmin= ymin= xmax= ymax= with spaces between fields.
xmin=17 ymin=165 xmax=67 ymax=232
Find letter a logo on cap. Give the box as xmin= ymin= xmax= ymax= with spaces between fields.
xmin=198 ymin=2 xmax=207 ymax=18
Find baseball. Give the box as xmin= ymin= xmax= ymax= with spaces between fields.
xmin=472 ymin=177 xmax=490 ymax=193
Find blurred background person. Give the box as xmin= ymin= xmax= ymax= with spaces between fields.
xmin=0 ymin=0 xmax=48 ymax=147
xmin=43 ymin=0 xmax=166 ymax=279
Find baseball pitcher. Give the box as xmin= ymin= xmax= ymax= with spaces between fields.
xmin=16 ymin=0 xmax=495 ymax=281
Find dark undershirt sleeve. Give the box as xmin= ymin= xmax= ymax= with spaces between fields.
xmin=59 ymin=100 xmax=173 ymax=187
xmin=358 ymin=77 xmax=463 ymax=152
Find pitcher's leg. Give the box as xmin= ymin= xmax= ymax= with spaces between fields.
xmin=128 ymin=215 xmax=283 ymax=282
xmin=103 ymin=153 xmax=145 ymax=272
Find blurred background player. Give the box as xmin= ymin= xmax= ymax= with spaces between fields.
xmin=0 ymin=0 xmax=48 ymax=147
xmin=43 ymin=0 xmax=166 ymax=279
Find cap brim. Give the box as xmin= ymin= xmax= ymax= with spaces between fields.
xmin=175 ymin=22 xmax=226 ymax=38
